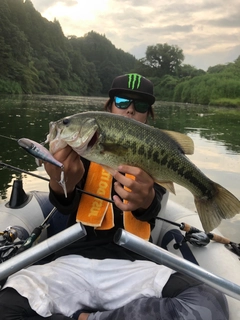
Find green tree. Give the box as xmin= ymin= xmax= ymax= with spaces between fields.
xmin=154 ymin=75 xmax=179 ymax=101
xmin=142 ymin=43 xmax=184 ymax=77
xmin=178 ymin=64 xmax=205 ymax=78
xmin=207 ymin=64 xmax=228 ymax=74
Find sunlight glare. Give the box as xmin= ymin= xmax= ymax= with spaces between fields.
xmin=43 ymin=0 xmax=109 ymax=22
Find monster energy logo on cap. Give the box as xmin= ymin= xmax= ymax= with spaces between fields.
xmin=127 ymin=73 xmax=142 ymax=90
xmin=109 ymin=73 xmax=155 ymax=104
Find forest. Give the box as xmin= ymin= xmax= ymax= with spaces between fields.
xmin=0 ymin=0 xmax=240 ymax=107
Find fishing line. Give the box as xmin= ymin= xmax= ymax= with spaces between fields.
xmin=0 ymin=134 xmax=18 ymax=141
xmin=0 ymin=134 xmax=45 ymax=144
xmin=0 ymin=161 xmax=114 ymax=204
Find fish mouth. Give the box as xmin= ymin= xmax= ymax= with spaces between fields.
xmin=87 ymin=130 xmax=98 ymax=149
xmin=70 ymin=128 xmax=98 ymax=155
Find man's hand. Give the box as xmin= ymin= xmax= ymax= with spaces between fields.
xmin=44 ymin=146 xmax=85 ymax=195
xmin=113 ymin=165 xmax=155 ymax=212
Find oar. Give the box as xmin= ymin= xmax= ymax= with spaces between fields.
xmin=114 ymin=229 xmax=240 ymax=301
xmin=0 ymin=223 xmax=86 ymax=284
xmin=0 ymin=161 xmax=114 ymax=204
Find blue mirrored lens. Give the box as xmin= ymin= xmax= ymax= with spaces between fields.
xmin=114 ymin=97 xmax=131 ymax=109
xmin=114 ymin=96 xmax=149 ymax=113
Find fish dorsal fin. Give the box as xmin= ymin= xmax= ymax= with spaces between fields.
xmin=160 ymin=129 xmax=194 ymax=155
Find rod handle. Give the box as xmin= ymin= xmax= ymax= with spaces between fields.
xmin=180 ymin=223 xmax=200 ymax=233
xmin=207 ymin=233 xmax=231 ymax=244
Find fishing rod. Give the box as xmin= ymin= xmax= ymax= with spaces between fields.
xmin=0 ymin=161 xmax=114 ymax=204
xmin=156 ymin=216 xmax=240 ymax=256
xmin=0 ymin=134 xmax=20 ymax=141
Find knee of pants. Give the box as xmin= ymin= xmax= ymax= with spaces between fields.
xmin=0 ymin=287 xmax=34 ymax=317
xmin=0 ymin=288 xmax=75 ymax=320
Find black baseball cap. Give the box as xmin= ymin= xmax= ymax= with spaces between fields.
xmin=109 ymin=73 xmax=155 ymax=105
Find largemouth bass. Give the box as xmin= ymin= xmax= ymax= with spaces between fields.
xmin=46 ymin=111 xmax=240 ymax=232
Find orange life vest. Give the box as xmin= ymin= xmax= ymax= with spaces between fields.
xmin=76 ymin=162 xmax=150 ymax=240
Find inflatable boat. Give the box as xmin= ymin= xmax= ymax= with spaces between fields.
xmin=0 ymin=179 xmax=239 ymax=319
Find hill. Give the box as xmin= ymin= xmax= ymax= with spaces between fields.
xmin=0 ymin=0 xmax=137 ymax=95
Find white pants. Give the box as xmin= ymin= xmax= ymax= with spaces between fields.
xmin=4 ymin=255 xmax=173 ymax=317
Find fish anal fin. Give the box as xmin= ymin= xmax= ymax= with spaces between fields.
xmin=155 ymin=180 xmax=176 ymax=194
xmin=161 ymin=129 xmax=194 ymax=155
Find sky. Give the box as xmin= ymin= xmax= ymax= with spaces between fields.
xmin=30 ymin=0 xmax=240 ymax=70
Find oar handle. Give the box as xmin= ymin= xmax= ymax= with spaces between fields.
xmin=207 ymin=233 xmax=231 ymax=244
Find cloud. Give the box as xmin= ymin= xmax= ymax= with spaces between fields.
xmin=30 ymin=0 xmax=240 ymax=70
xmin=205 ymin=13 xmax=240 ymax=28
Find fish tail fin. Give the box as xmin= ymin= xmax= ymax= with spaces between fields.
xmin=194 ymin=183 xmax=240 ymax=233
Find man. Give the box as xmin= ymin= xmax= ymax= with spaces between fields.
xmin=0 ymin=74 xmax=229 ymax=320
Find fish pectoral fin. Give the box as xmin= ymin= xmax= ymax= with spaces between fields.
xmin=155 ymin=180 xmax=176 ymax=194
xmin=160 ymin=129 xmax=194 ymax=155
xmin=101 ymin=164 xmax=116 ymax=176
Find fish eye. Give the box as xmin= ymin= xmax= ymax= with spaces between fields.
xmin=63 ymin=118 xmax=70 ymax=125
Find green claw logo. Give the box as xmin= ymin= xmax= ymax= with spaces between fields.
xmin=127 ymin=74 xmax=142 ymax=90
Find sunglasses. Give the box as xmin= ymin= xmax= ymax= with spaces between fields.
xmin=114 ymin=96 xmax=150 ymax=113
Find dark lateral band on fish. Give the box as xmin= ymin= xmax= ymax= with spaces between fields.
xmin=0 ymin=161 xmax=114 ymax=204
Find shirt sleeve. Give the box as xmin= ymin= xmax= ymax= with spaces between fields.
xmin=48 ymin=157 xmax=90 ymax=216
xmin=131 ymin=183 xmax=166 ymax=229
xmin=49 ymin=185 xmax=81 ymax=215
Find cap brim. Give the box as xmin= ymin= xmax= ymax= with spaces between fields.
xmin=109 ymin=88 xmax=155 ymax=105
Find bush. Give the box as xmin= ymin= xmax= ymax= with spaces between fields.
xmin=0 ymin=79 xmax=22 ymax=94
xmin=209 ymin=98 xmax=240 ymax=108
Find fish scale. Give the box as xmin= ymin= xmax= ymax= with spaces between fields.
xmin=46 ymin=111 xmax=240 ymax=232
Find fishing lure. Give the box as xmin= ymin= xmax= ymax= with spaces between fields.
xmin=17 ymin=138 xmax=67 ymax=198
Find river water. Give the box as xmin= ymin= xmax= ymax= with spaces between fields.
xmin=0 ymin=95 xmax=239 ymax=242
